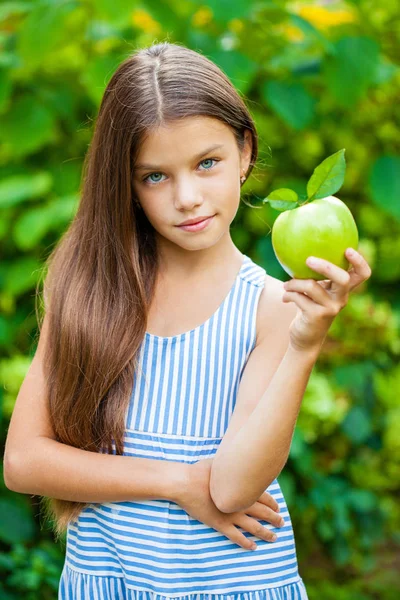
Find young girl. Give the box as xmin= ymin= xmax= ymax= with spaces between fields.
xmin=4 ymin=42 xmax=371 ymax=600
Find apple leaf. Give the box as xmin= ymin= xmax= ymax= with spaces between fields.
xmin=306 ymin=149 xmax=346 ymax=201
xmin=262 ymin=188 xmax=299 ymax=212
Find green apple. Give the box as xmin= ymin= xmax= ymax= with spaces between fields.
xmin=271 ymin=195 xmax=359 ymax=280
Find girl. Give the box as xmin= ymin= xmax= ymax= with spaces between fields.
xmin=4 ymin=42 xmax=372 ymax=600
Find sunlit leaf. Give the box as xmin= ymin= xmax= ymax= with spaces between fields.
xmin=0 ymin=172 xmax=52 ymax=208
xmin=16 ymin=0 xmax=78 ymax=69
xmin=93 ymin=0 xmax=135 ymax=26
xmin=263 ymin=188 xmax=299 ymax=211
xmin=306 ymin=149 xmax=346 ymax=200
xmin=13 ymin=194 xmax=78 ymax=249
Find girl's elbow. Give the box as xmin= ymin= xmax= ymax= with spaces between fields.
xmin=215 ymin=495 xmax=235 ymax=514
xmin=4 ymin=453 xmax=24 ymax=492
xmin=210 ymin=481 xmax=241 ymax=513
xmin=220 ymin=494 xmax=252 ymax=514
xmin=209 ymin=471 xmax=231 ymax=513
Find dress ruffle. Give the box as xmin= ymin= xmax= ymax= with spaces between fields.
xmin=59 ymin=564 xmax=308 ymax=600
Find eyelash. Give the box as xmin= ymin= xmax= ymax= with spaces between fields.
xmin=142 ymin=158 xmax=221 ymax=185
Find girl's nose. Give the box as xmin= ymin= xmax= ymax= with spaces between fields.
xmin=173 ymin=179 xmax=203 ymax=211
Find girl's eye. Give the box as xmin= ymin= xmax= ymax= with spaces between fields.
xmin=143 ymin=158 xmax=220 ymax=185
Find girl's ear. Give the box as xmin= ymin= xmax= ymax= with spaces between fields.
xmin=241 ymin=129 xmax=252 ymax=175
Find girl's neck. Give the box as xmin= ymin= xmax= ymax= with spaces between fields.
xmin=156 ymin=240 xmax=243 ymax=283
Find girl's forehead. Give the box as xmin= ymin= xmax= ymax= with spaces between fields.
xmin=134 ymin=119 xmax=235 ymax=170
xmin=144 ymin=116 xmax=231 ymax=140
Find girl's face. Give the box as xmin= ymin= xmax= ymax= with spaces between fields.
xmin=132 ymin=116 xmax=252 ymax=253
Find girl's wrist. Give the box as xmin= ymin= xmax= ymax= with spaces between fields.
xmin=166 ymin=462 xmax=192 ymax=504
xmin=287 ymin=341 xmax=321 ymax=363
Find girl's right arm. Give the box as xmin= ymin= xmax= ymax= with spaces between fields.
xmin=4 ymin=436 xmax=188 ymax=504
xmin=3 ymin=314 xmax=188 ymax=504
xmin=3 ymin=315 xmax=281 ymax=551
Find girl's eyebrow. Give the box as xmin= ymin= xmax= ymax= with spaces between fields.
xmin=134 ymin=143 xmax=225 ymax=171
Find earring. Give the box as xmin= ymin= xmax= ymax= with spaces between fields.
xmin=240 ymin=172 xmax=246 ymax=184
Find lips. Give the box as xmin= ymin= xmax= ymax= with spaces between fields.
xmin=178 ymin=215 xmax=213 ymax=227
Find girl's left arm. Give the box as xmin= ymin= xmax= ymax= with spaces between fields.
xmin=210 ymin=248 xmax=372 ymax=513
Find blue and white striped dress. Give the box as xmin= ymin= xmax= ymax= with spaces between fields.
xmin=59 ymin=254 xmax=308 ymax=600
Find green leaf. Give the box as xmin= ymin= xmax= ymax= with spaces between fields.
xmin=93 ymin=0 xmax=136 ymax=26
xmin=342 ymin=406 xmax=372 ymax=444
xmin=372 ymin=56 xmax=398 ymax=85
xmin=324 ymin=36 xmax=380 ymax=107
xmin=0 ymin=172 xmax=53 ymax=208
xmin=262 ymin=80 xmax=316 ymax=130
xmin=145 ymin=0 xmax=188 ymax=32
xmin=0 ymin=66 xmax=13 ymax=114
xmin=0 ymin=1 xmax=30 ymax=22
xmin=263 ymin=188 xmax=299 ymax=212
xmin=0 ymin=95 xmax=58 ymax=159
xmin=348 ymin=489 xmax=377 ymax=513
xmin=201 ymin=0 xmax=253 ymax=24
xmin=207 ymin=49 xmax=259 ymax=95
xmin=2 ymin=257 xmax=42 ymax=295
xmin=13 ymin=194 xmax=78 ymax=250
xmin=289 ymin=14 xmax=334 ymax=53
xmin=0 ymin=498 xmax=35 ymax=544
xmin=81 ymin=53 xmax=121 ymax=106
xmin=306 ymin=149 xmax=346 ymax=201
xmin=368 ymin=155 xmax=400 ymax=221
xmin=16 ymin=0 xmax=79 ymax=69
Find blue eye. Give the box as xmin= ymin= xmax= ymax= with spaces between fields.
xmin=146 ymin=173 xmax=164 ymax=184
xmin=200 ymin=158 xmax=216 ymax=169
xmin=143 ymin=158 xmax=220 ymax=185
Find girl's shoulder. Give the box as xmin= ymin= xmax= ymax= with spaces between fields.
xmin=238 ymin=255 xmax=267 ymax=288
xmin=255 ymin=272 xmax=297 ymax=346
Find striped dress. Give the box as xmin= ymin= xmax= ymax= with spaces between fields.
xmin=59 ymin=254 xmax=308 ymax=600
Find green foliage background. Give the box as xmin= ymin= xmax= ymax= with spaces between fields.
xmin=1 ymin=0 xmax=399 ymax=598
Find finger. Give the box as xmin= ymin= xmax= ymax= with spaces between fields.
xmin=245 ymin=504 xmax=285 ymax=529
xmin=344 ymin=248 xmax=373 ymax=289
xmin=305 ymin=256 xmax=351 ymax=291
xmin=317 ymin=279 xmax=332 ymax=291
xmin=234 ymin=515 xmax=278 ymax=543
xmin=222 ymin=524 xmax=258 ymax=551
xmin=282 ymin=290 xmax=318 ymax=312
xmin=259 ymin=491 xmax=280 ymax=512
xmin=283 ymin=279 xmax=331 ymax=307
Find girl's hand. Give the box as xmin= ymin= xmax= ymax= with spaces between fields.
xmin=282 ymin=247 xmax=372 ymax=354
xmin=178 ymin=458 xmax=284 ymax=551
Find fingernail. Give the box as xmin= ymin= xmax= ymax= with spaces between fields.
xmin=251 ymin=543 xmax=257 ymax=550
xmin=346 ymin=248 xmax=355 ymax=256
xmin=271 ymin=534 xmax=277 ymax=541
xmin=279 ymin=519 xmax=285 ymax=526
xmin=306 ymin=257 xmax=318 ymax=266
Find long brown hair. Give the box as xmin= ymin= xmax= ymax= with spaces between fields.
xmin=36 ymin=41 xmax=259 ymax=541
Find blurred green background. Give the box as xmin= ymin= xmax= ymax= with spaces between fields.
xmin=1 ymin=0 xmax=399 ymax=598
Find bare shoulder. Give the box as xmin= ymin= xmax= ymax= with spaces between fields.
xmin=255 ymin=273 xmax=297 ymax=346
